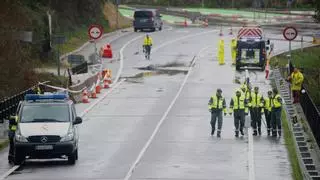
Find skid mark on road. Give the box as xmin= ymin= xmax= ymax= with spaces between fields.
xmin=123 ymin=45 xmax=211 ymax=180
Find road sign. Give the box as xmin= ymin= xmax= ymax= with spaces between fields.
xmin=283 ymin=26 xmax=298 ymax=41
xmin=88 ymin=24 xmax=103 ymax=40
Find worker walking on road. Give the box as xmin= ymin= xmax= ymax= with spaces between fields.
xmin=208 ymin=88 xmax=227 ymax=137
xmin=271 ymin=88 xmax=283 ymax=137
xmin=143 ymin=34 xmax=153 ymax=60
xmin=287 ymin=67 xmax=304 ymax=103
xmin=264 ymin=90 xmax=273 ymax=136
xmin=249 ymin=86 xmax=264 ymax=136
xmin=229 ymin=89 xmax=248 ymax=137
xmin=8 ymin=115 xmax=18 ymax=163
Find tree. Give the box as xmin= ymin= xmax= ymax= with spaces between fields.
xmin=315 ymin=0 xmax=320 ymax=22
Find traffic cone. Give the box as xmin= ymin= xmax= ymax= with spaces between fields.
xmin=203 ymin=18 xmax=208 ymax=27
xmin=229 ymin=26 xmax=233 ymax=35
xmin=95 ymin=78 xmax=101 ymax=94
xmin=184 ymin=18 xmax=187 ymax=27
xmin=106 ymin=69 xmax=112 ymax=84
xmin=82 ymin=89 xmax=89 ymax=103
xmin=219 ymin=27 xmax=223 ymax=36
xmin=90 ymin=85 xmax=97 ymax=99
xmin=103 ymin=75 xmax=110 ymax=89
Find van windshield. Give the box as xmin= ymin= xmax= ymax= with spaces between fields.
xmin=134 ymin=11 xmax=153 ymax=18
xmin=20 ymin=104 xmax=70 ymax=123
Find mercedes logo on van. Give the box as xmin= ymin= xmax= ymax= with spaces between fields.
xmin=40 ymin=136 xmax=48 ymax=143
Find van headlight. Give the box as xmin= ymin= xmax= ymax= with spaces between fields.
xmin=60 ymin=129 xmax=74 ymax=142
xmin=15 ymin=129 xmax=28 ymax=143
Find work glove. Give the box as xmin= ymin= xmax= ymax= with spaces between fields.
xmin=224 ymin=112 xmax=227 ymax=116
xmin=245 ymin=112 xmax=248 ymax=116
xmin=229 ymin=112 xmax=232 ymax=116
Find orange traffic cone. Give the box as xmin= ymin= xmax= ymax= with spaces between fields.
xmin=103 ymin=75 xmax=110 ymax=89
xmin=82 ymin=89 xmax=89 ymax=103
xmin=229 ymin=26 xmax=233 ymax=35
xmin=265 ymin=63 xmax=270 ymax=79
xmin=106 ymin=69 xmax=112 ymax=84
xmin=203 ymin=18 xmax=208 ymax=27
xmin=95 ymin=79 xmax=101 ymax=94
xmin=219 ymin=27 xmax=223 ymax=36
xmin=90 ymin=85 xmax=97 ymax=99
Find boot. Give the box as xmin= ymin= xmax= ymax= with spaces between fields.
xmin=258 ymin=128 xmax=261 ymax=136
xmin=278 ymin=130 xmax=281 ymax=137
xmin=235 ymin=131 xmax=239 ymax=137
xmin=253 ymin=130 xmax=257 ymax=136
xmin=267 ymin=130 xmax=270 ymax=136
xmin=272 ymin=130 xmax=277 ymax=137
xmin=217 ymin=131 xmax=221 ymax=138
xmin=211 ymin=128 xmax=215 ymax=136
xmin=240 ymin=129 xmax=244 ymax=136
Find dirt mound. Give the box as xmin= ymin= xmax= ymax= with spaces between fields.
xmin=103 ymin=2 xmax=131 ymax=29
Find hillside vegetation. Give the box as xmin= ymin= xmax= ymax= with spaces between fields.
xmin=0 ymin=0 xmax=129 ymax=100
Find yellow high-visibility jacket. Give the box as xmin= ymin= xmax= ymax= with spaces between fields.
xmin=291 ymin=71 xmax=304 ymax=91
xmin=143 ymin=37 xmax=153 ymax=46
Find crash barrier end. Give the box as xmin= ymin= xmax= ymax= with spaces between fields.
xmin=100 ymin=44 xmax=113 ymax=58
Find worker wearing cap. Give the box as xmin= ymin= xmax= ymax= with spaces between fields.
xmin=229 ymin=89 xmax=248 ymax=137
xmin=271 ymin=88 xmax=283 ymax=137
xmin=264 ymin=90 xmax=273 ymax=136
xmin=208 ymin=88 xmax=227 ymax=137
xmin=249 ymin=86 xmax=264 ymax=136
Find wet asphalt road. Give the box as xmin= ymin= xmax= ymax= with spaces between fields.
xmin=0 ymin=25 xmax=314 ymax=180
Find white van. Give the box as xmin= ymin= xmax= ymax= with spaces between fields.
xmin=13 ymin=94 xmax=82 ymax=165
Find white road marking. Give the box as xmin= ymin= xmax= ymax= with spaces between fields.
xmin=0 ymin=166 xmax=20 ymax=180
xmin=245 ymin=68 xmax=255 ymax=180
xmin=123 ymin=45 xmax=211 ymax=180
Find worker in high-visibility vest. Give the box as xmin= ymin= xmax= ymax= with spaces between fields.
xmin=8 ymin=115 xmax=18 ymax=163
xmin=287 ymin=67 xmax=304 ymax=103
xmin=231 ymin=38 xmax=237 ymax=65
xmin=143 ymin=34 xmax=153 ymax=60
xmin=271 ymin=88 xmax=283 ymax=137
xmin=264 ymin=90 xmax=273 ymax=136
xmin=208 ymin=88 xmax=227 ymax=137
xmin=249 ymin=86 xmax=265 ymax=136
xmin=218 ymin=39 xmax=225 ymax=65
xmin=229 ymin=89 xmax=248 ymax=137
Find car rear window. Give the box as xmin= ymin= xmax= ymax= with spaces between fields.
xmin=20 ymin=104 xmax=70 ymax=123
xmin=134 ymin=11 xmax=153 ymax=18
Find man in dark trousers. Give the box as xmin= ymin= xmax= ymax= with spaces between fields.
xmin=229 ymin=89 xmax=248 ymax=137
xmin=249 ymin=86 xmax=264 ymax=136
xmin=8 ymin=115 xmax=18 ymax=163
xmin=208 ymin=88 xmax=227 ymax=137
xmin=271 ymin=88 xmax=283 ymax=137
xmin=264 ymin=90 xmax=273 ymax=136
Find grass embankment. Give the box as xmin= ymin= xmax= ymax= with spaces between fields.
xmin=270 ymin=46 xmax=320 ymax=107
xmin=282 ymin=110 xmax=304 ymax=180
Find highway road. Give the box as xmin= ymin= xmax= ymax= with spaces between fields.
xmin=0 ymin=24 xmax=314 ymax=180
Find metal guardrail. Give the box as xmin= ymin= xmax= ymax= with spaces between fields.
xmin=300 ymin=87 xmax=320 ymax=147
xmin=285 ymin=61 xmax=320 ymax=148
xmin=0 ymin=87 xmax=36 ymax=123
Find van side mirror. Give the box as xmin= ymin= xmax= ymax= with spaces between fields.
xmin=73 ymin=117 xmax=82 ymax=125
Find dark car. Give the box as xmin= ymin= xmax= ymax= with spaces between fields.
xmin=133 ymin=9 xmax=163 ymax=32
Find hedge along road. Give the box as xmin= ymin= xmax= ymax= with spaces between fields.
xmin=0 ymin=25 xmax=312 ymax=179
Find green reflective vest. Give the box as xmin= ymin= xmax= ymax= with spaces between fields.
xmin=264 ymin=97 xmax=272 ymax=112
xmin=9 ymin=116 xmax=18 ymax=131
xmin=208 ymin=95 xmax=226 ymax=113
xmin=250 ymin=92 xmax=264 ymax=108
xmin=273 ymin=94 xmax=282 ymax=108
